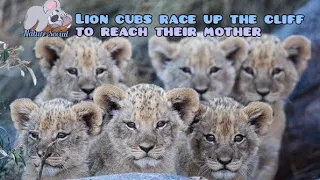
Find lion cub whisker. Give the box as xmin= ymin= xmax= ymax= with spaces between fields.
xmin=88 ymin=84 xmax=199 ymax=175
xmin=177 ymin=97 xmax=273 ymax=180
xmin=34 ymin=36 xmax=132 ymax=104
xmin=10 ymin=98 xmax=103 ymax=180
xmin=149 ymin=34 xmax=249 ymax=101
xmin=231 ymin=34 xmax=311 ymax=180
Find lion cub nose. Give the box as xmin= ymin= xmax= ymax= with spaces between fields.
xmin=139 ymin=144 xmax=155 ymax=153
xmin=37 ymin=150 xmax=44 ymax=158
xmin=257 ymin=89 xmax=270 ymax=97
xmin=37 ymin=150 xmax=52 ymax=158
xmin=81 ymin=88 xmax=95 ymax=95
xmin=217 ymin=157 xmax=232 ymax=165
xmin=195 ymin=88 xmax=208 ymax=95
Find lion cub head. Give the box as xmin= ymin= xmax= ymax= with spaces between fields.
xmin=10 ymin=98 xmax=102 ymax=178
xmin=35 ymin=36 xmax=132 ymax=103
xmin=149 ymin=35 xmax=249 ymax=100
xmin=93 ymin=84 xmax=199 ymax=172
xmin=233 ymin=35 xmax=311 ymax=104
xmin=188 ymin=97 xmax=273 ymax=179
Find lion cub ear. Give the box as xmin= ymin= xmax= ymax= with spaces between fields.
xmin=72 ymin=102 xmax=103 ymax=136
xmin=149 ymin=36 xmax=178 ymax=76
xmin=186 ymin=104 xmax=207 ymax=134
xmin=93 ymin=84 xmax=127 ymax=121
xmin=282 ymin=35 xmax=311 ymax=75
xmin=10 ymin=98 xmax=38 ymax=132
xmin=166 ymin=88 xmax=200 ymax=125
xmin=34 ymin=37 xmax=66 ymax=75
xmin=243 ymin=102 xmax=273 ymax=136
xmin=103 ymin=37 xmax=132 ymax=68
xmin=219 ymin=37 xmax=249 ymax=70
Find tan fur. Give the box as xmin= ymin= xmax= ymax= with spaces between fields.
xmin=231 ymin=34 xmax=311 ymax=180
xmin=89 ymin=84 xmax=199 ymax=175
xmin=103 ymin=37 xmax=132 ymax=67
xmin=34 ymin=36 xmax=132 ymax=103
xmin=149 ymin=35 xmax=249 ymax=100
xmin=177 ymin=97 xmax=273 ymax=180
xmin=10 ymin=98 xmax=103 ymax=180
xmin=122 ymin=60 xmax=155 ymax=86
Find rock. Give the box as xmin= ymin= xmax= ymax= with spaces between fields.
xmin=71 ymin=173 xmax=191 ymax=180
xmin=274 ymin=0 xmax=320 ymax=179
xmin=275 ymin=0 xmax=320 ymax=100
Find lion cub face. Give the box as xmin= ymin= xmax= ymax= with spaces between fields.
xmin=234 ymin=35 xmax=311 ymax=104
xmin=94 ymin=84 xmax=199 ymax=169
xmin=188 ymin=98 xmax=273 ymax=179
xmin=149 ymin=35 xmax=249 ymax=100
xmin=10 ymin=99 xmax=102 ymax=177
xmin=35 ymin=36 xmax=132 ymax=102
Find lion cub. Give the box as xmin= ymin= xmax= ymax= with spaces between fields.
xmin=149 ymin=35 xmax=249 ymax=100
xmin=34 ymin=36 xmax=132 ymax=103
xmin=177 ymin=97 xmax=273 ymax=180
xmin=89 ymin=84 xmax=199 ymax=175
xmin=10 ymin=98 xmax=103 ymax=180
xmin=231 ymin=34 xmax=311 ymax=179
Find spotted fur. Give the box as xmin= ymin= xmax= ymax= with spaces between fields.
xmin=177 ymin=97 xmax=273 ymax=180
xmin=34 ymin=36 xmax=132 ymax=103
xmin=10 ymin=98 xmax=103 ymax=180
xmin=231 ymin=34 xmax=311 ymax=180
xmin=89 ymin=84 xmax=199 ymax=175
xmin=232 ymin=34 xmax=311 ymax=105
xmin=149 ymin=35 xmax=249 ymax=100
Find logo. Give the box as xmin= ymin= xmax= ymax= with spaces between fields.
xmin=23 ymin=0 xmax=72 ymax=37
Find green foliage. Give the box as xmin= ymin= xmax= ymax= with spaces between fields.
xmin=0 ymin=49 xmax=10 ymax=62
xmin=0 ymin=42 xmax=37 ymax=86
xmin=0 ymin=127 xmax=25 ymax=180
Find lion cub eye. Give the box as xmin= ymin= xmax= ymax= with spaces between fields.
xmin=66 ymin=68 xmax=78 ymax=75
xmin=29 ymin=131 xmax=39 ymax=140
xmin=243 ymin=66 xmax=254 ymax=75
xmin=180 ymin=67 xmax=192 ymax=74
xmin=234 ymin=134 xmax=245 ymax=143
xmin=156 ymin=121 xmax=167 ymax=129
xmin=209 ymin=66 xmax=221 ymax=74
xmin=204 ymin=134 xmax=216 ymax=142
xmin=56 ymin=132 xmax=69 ymax=139
xmin=272 ymin=68 xmax=283 ymax=76
xmin=125 ymin=122 xmax=136 ymax=129
xmin=96 ymin=68 xmax=106 ymax=75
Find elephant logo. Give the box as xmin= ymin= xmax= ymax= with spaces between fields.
xmin=24 ymin=0 xmax=72 ymax=32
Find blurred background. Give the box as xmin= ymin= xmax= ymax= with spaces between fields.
xmin=0 ymin=0 xmax=319 ymax=179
